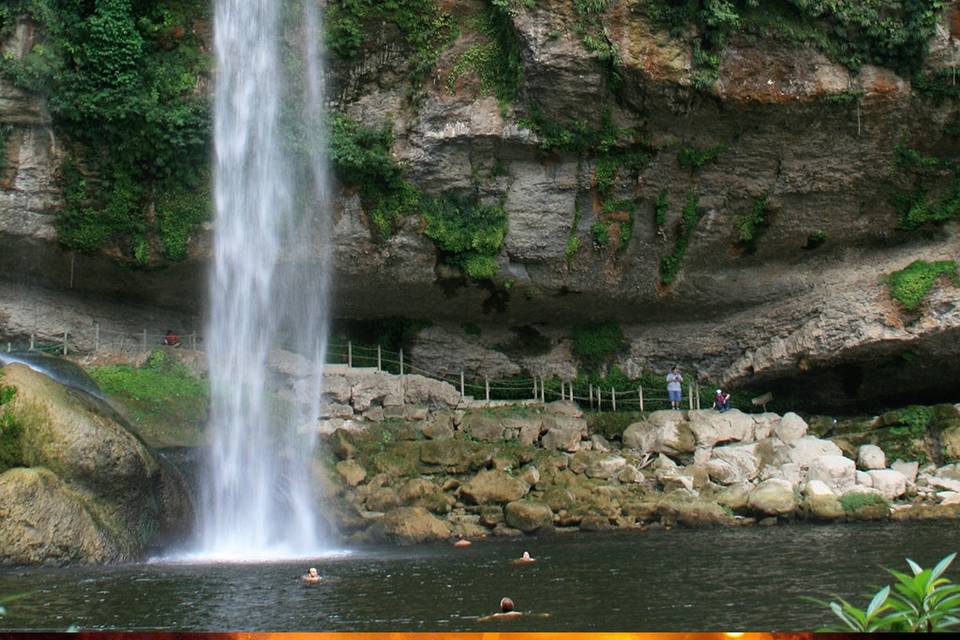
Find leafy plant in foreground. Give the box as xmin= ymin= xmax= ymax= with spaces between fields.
xmin=811 ymin=552 xmax=960 ymax=632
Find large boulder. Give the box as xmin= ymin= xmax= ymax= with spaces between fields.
xmin=686 ymin=409 xmax=756 ymax=447
xmin=335 ymin=459 xmax=366 ymax=487
xmin=808 ymin=455 xmax=856 ymax=494
xmin=504 ymin=500 xmax=554 ymax=533
xmin=0 ymin=364 xmax=192 ymax=565
xmin=867 ymin=469 xmax=908 ymax=500
xmin=774 ymin=412 xmax=808 ymax=444
xmin=802 ymin=480 xmax=844 ymax=520
xmin=541 ymin=418 xmax=584 ymax=452
xmin=378 ymin=506 xmax=451 ymax=543
xmin=857 ymin=445 xmax=886 ymax=470
xmin=351 ymin=373 xmax=403 ymax=411
xmin=402 ymin=375 xmax=462 ymax=408
xmin=622 ymin=421 xmax=656 ymax=451
xmin=747 ymin=479 xmax=798 ymax=516
xmin=891 ymin=460 xmax=919 ymax=483
xmin=586 ymin=455 xmax=627 ymax=480
xmin=707 ymin=444 xmax=760 ymax=485
xmin=460 ymin=470 xmax=529 ymax=505
xmin=657 ymin=492 xmax=734 ymax=527
xmin=460 ymin=413 xmax=505 ymax=441
xmin=788 ymin=437 xmax=844 ymax=467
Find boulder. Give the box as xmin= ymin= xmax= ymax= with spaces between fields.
xmin=419 ymin=440 xmax=482 ymax=473
xmin=657 ymin=492 xmax=734 ymax=527
xmin=590 ymin=434 xmax=612 ymax=452
xmin=708 ymin=444 xmax=760 ymax=484
xmin=351 ymin=373 xmax=403 ymax=411
xmin=0 ymin=468 xmax=119 ymax=564
xmin=318 ymin=375 xmax=352 ymax=404
xmin=504 ymin=500 xmax=554 ymax=533
xmin=586 ymin=455 xmax=627 ymax=480
xmin=365 ymin=487 xmax=401 ymax=512
xmin=541 ymin=425 xmax=583 ymax=452
xmin=402 ymin=375 xmax=463 ymax=408
xmin=335 ymin=459 xmax=367 ymax=487
xmin=716 ymin=482 xmax=752 ymax=511
xmin=398 ymin=478 xmax=440 ymax=503
xmin=0 ymin=364 xmax=191 ymax=565
xmin=617 ymin=465 xmax=643 ymax=483
xmin=840 ymin=486 xmax=890 ymax=520
xmin=421 ymin=413 xmax=455 ymax=440
xmin=686 ymin=409 xmax=757 ymax=447
xmin=460 ymin=413 xmax=505 ymax=441
xmin=891 ymin=460 xmax=919 ymax=483
xmin=774 ymin=412 xmax=808 ymax=444
xmin=857 ymin=444 xmax=886 ymax=470
xmin=518 ymin=464 xmax=541 ymax=486
xmin=804 ymin=479 xmax=834 ymax=498
xmin=788 ymin=436 xmax=843 ymax=467
xmin=653 ymin=418 xmax=696 ymax=455
xmin=867 ymin=469 xmax=908 ymax=500
xmin=622 ymin=421 xmax=656 ymax=451
xmin=747 ymin=479 xmax=798 ymax=516
xmin=808 ymin=455 xmax=856 ymax=494
xmin=378 ymin=506 xmax=451 ymax=543
xmin=460 ymin=470 xmax=529 ymax=505
xmin=856 ymin=470 xmax=873 ymax=487
xmin=503 ymin=416 xmax=543 ymax=445
xmin=802 ymin=481 xmax=844 ymax=520
xmin=544 ymin=400 xmax=583 ymax=418
xmin=943 ymin=425 xmax=960 ymax=461
xmin=330 ymin=428 xmax=357 ymax=459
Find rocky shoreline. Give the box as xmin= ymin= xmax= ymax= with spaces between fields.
xmin=310 ymin=367 xmax=960 ymax=545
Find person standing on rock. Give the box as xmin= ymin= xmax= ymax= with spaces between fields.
xmin=666 ymin=367 xmax=683 ymax=410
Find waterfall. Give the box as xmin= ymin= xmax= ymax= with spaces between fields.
xmin=196 ymin=0 xmax=333 ymax=559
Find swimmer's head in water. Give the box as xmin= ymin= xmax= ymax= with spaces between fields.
xmin=522 ymin=551 xmax=531 ymax=560
xmin=500 ymin=597 xmax=514 ymax=612
xmin=308 ymin=568 xmax=318 ymax=577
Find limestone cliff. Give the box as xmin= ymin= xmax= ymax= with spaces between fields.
xmin=1 ymin=1 xmax=960 ymax=412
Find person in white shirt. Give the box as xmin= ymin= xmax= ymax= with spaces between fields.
xmin=666 ymin=367 xmax=683 ymax=410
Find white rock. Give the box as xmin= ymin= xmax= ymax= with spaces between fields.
xmin=929 ymin=476 xmax=960 ymax=493
xmin=804 ymin=479 xmax=834 ymax=498
xmin=587 ymin=455 xmax=627 ymax=480
xmin=841 ymin=485 xmax=884 ymax=499
xmin=778 ymin=462 xmax=804 ymax=487
xmin=710 ymin=444 xmax=760 ymax=482
xmin=939 ymin=492 xmax=960 ymax=505
xmin=617 ymin=465 xmax=644 ymax=484
xmin=808 ymin=455 xmax=856 ymax=494
xmin=686 ymin=409 xmax=757 ymax=447
xmin=867 ymin=469 xmax=908 ymax=500
xmin=788 ymin=436 xmax=843 ymax=467
xmin=890 ymin=460 xmax=919 ymax=483
xmin=774 ymin=412 xmax=808 ymax=444
xmin=857 ymin=444 xmax=886 ymax=470
xmin=856 ymin=470 xmax=873 ymax=487
xmin=707 ymin=459 xmax=742 ymax=485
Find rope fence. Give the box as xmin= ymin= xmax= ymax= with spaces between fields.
xmin=6 ymin=326 xmax=836 ymax=412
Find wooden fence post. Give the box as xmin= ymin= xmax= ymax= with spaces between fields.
xmin=611 ymin=387 xmax=616 ymax=411
xmin=399 ymin=349 xmax=404 ymax=375
xmin=348 ymin=341 xmax=352 ymax=367
xmin=485 ymin=377 xmax=490 ymax=402
xmin=460 ymin=371 xmax=465 ymax=399
xmin=589 ymin=384 xmax=594 ymax=409
xmin=63 ymin=331 xmax=68 ymax=356
xmin=688 ymin=384 xmax=693 ymax=410
xmin=191 ymin=332 xmax=197 ymax=351
xmin=29 ymin=334 xmax=35 ymax=351
xmin=94 ymin=321 xmax=101 ymax=352
xmin=597 ymin=388 xmax=602 ymax=412
xmin=377 ymin=345 xmax=382 ymax=371
xmin=540 ymin=376 xmax=545 ymax=403
xmin=639 ymin=385 xmax=644 ymax=412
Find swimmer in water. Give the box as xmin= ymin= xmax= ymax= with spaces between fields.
xmin=512 ymin=551 xmax=535 ymax=564
xmin=453 ymin=535 xmax=472 ymax=548
xmin=478 ymin=597 xmax=523 ymax=622
xmin=302 ymin=567 xmax=321 ymax=584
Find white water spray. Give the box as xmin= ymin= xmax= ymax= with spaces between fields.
xmin=196 ymin=0 xmax=333 ymax=560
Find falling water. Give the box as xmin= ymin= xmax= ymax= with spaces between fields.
xmin=196 ymin=0 xmax=333 ymax=559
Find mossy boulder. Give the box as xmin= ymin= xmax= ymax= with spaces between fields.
xmin=0 ymin=364 xmax=192 ymax=565
xmin=504 ymin=500 xmax=554 ymax=533
xmin=376 ymin=506 xmax=451 ymax=543
xmin=460 ymin=470 xmax=529 ymax=505
xmin=658 ymin=492 xmax=734 ymax=527
xmin=419 ymin=439 xmax=486 ymax=473
xmin=747 ymin=479 xmax=798 ymax=516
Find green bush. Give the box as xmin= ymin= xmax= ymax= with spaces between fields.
xmin=654 ymin=189 xmax=669 ymax=228
xmin=571 ymin=321 xmax=626 ymax=370
xmin=677 ymin=144 xmax=724 ymax=170
xmin=590 ymin=220 xmax=610 ymax=247
xmin=887 ymin=260 xmax=959 ymax=311
xmin=805 ymin=229 xmax=827 ymax=249
xmin=659 ymin=192 xmax=701 ymax=284
xmin=421 ymin=195 xmax=507 ymax=280
xmin=447 ymin=2 xmax=523 ymax=108
xmin=839 ymin=492 xmax=889 ymax=513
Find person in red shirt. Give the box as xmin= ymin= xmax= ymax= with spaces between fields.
xmin=713 ymin=389 xmax=731 ymax=412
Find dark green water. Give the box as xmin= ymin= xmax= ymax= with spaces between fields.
xmin=1 ymin=521 xmax=958 ymax=631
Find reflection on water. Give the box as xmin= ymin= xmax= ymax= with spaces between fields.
xmin=1 ymin=522 xmax=958 ymax=631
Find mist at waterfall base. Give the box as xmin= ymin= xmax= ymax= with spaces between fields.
xmin=179 ymin=0 xmax=336 ymax=561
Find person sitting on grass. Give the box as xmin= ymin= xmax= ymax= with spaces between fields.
xmin=713 ymin=389 xmax=731 ymax=412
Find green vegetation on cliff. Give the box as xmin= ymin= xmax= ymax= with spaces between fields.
xmin=572 ymin=321 xmax=626 ymax=370
xmin=326 ymin=0 xmax=454 ymax=86
xmin=736 ymin=193 xmax=770 ymax=247
xmin=422 ymin=195 xmax=507 ymax=280
xmin=447 ymin=1 xmax=523 ymax=108
xmin=0 ymin=382 xmax=24 ymax=474
xmin=893 ymin=144 xmax=960 ymax=231
xmin=2 ymin=0 xmax=212 ymax=265
xmin=88 ymin=349 xmax=207 ymax=447
xmin=887 ymin=260 xmax=959 ymax=311
xmin=660 ymin=192 xmax=702 ymax=284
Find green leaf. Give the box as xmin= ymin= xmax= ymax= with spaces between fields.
xmin=931 ymin=552 xmax=957 ymax=581
xmin=867 ymin=585 xmax=891 ymax=618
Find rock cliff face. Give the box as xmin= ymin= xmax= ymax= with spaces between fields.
xmin=1 ymin=2 xmax=960 ymax=411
